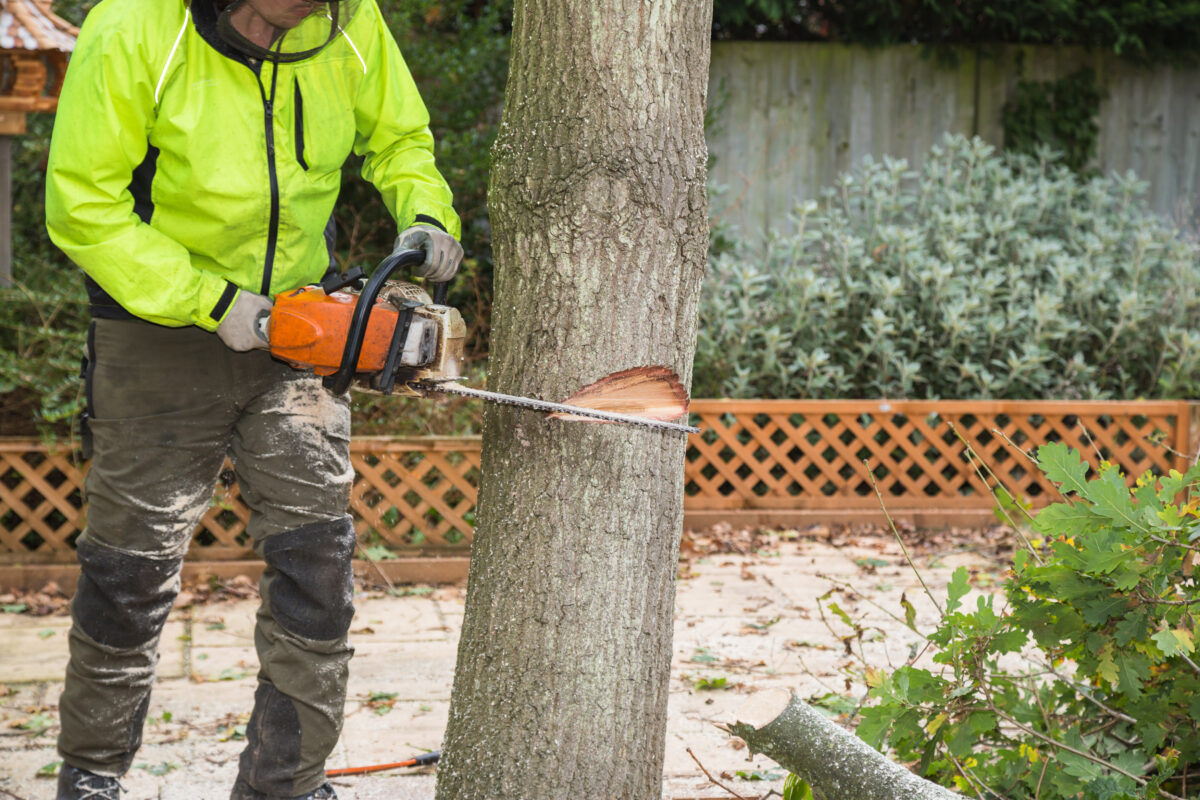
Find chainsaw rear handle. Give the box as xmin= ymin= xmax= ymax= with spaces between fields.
xmin=323 ymin=248 xmax=439 ymax=395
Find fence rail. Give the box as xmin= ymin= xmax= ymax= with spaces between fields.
xmin=2 ymin=399 xmax=1194 ymax=564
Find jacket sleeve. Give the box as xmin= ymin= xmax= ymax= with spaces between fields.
xmin=351 ymin=0 xmax=462 ymax=239
xmin=45 ymin=14 xmax=240 ymax=331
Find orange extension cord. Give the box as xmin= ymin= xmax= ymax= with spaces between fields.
xmin=326 ymin=750 xmax=440 ymax=777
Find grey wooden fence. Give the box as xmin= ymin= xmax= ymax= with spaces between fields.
xmin=707 ymin=43 xmax=1200 ymax=243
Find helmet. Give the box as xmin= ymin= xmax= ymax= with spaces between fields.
xmin=216 ymin=0 xmax=363 ymax=64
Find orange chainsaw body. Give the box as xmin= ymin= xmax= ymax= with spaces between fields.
xmin=268 ymin=285 xmax=398 ymax=376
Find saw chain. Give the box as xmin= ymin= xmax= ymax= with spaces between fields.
xmin=415 ymin=380 xmax=701 ymax=435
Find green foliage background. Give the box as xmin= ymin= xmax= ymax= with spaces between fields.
xmin=856 ymin=444 xmax=1200 ymax=799
xmin=1003 ymin=68 xmax=1108 ymax=174
xmin=1 ymin=1 xmax=1196 ymax=434
xmin=696 ymin=135 xmax=1200 ymax=401
xmin=712 ymin=0 xmax=1200 ymax=60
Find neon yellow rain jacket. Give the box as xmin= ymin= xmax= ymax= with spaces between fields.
xmin=46 ymin=0 xmax=460 ymax=331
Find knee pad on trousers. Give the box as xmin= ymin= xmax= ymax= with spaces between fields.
xmin=74 ymin=539 xmax=182 ymax=649
xmin=262 ymin=517 xmax=356 ymax=641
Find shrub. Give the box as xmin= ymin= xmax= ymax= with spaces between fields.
xmin=694 ymin=134 xmax=1200 ymax=401
xmin=0 ymin=113 xmax=87 ymax=435
xmin=857 ymin=443 xmax=1200 ymax=799
xmin=712 ymin=0 xmax=1200 ymax=60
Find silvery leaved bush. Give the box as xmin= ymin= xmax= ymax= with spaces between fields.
xmin=695 ymin=134 xmax=1200 ymax=400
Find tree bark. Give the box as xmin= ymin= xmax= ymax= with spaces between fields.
xmin=724 ymin=690 xmax=965 ymax=800
xmin=434 ymin=2 xmax=711 ymax=799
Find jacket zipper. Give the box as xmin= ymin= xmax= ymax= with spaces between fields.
xmin=255 ymin=62 xmax=282 ymax=297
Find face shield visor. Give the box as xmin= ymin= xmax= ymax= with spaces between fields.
xmin=217 ymin=0 xmax=362 ymax=64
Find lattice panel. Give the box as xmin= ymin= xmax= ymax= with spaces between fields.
xmin=2 ymin=401 xmax=1193 ymax=561
xmin=684 ymin=401 xmax=1190 ymax=510
xmin=0 ymin=439 xmax=482 ymax=560
xmin=0 ymin=448 xmax=86 ymax=556
xmin=193 ymin=465 xmax=253 ymax=557
xmin=350 ymin=447 xmax=481 ymax=549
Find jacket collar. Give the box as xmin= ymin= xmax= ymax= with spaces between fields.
xmin=191 ymin=0 xmax=257 ymax=68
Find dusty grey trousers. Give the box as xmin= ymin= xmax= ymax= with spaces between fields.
xmin=58 ymin=319 xmax=355 ymax=797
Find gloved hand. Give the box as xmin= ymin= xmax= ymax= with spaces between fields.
xmin=216 ymin=291 xmax=273 ymax=352
xmin=393 ymin=224 xmax=463 ymax=283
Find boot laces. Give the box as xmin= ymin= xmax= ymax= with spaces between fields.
xmin=72 ymin=772 xmax=126 ymax=800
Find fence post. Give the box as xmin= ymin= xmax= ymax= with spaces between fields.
xmin=1186 ymin=402 xmax=1200 ymax=466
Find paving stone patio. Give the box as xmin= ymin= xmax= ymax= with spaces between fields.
xmin=0 ymin=532 xmax=1000 ymax=799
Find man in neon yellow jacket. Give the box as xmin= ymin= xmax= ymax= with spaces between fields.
xmin=45 ymin=1 xmax=461 ymax=797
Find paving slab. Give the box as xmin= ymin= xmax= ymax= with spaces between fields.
xmin=0 ymin=535 xmax=1007 ymax=800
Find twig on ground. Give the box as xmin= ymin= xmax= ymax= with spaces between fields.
xmin=686 ymin=747 xmax=751 ymax=800
xmin=0 ymin=789 xmax=30 ymax=800
xmin=818 ymin=574 xmax=931 ymax=640
xmin=947 ymin=424 xmax=1043 ymax=564
xmin=356 ymin=546 xmax=398 ymax=595
xmin=864 ymin=461 xmax=943 ymax=615
xmin=792 ymin=653 xmax=842 ymax=696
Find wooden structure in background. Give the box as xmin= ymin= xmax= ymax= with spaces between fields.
xmin=0 ymin=0 xmax=77 ymax=284
xmin=709 ymin=43 xmax=1200 ymax=242
xmin=2 ymin=398 xmax=1195 ymax=582
xmin=683 ymin=399 xmax=1192 ymax=528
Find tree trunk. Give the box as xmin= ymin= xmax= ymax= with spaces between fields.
xmin=724 ymin=690 xmax=965 ymax=800
xmin=435 ymin=2 xmax=711 ymax=799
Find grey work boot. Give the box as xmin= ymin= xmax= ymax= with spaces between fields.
xmin=56 ymin=765 xmax=125 ymax=799
xmin=230 ymin=777 xmax=338 ymax=799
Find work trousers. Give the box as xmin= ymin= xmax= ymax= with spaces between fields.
xmin=58 ymin=319 xmax=356 ymax=798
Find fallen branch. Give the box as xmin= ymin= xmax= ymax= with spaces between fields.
xmin=720 ymin=689 xmax=964 ymax=800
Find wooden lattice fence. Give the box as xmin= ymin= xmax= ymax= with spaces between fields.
xmin=1 ymin=400 xmax=1195 ymax=564
xmin=685 ymin=399 xmax=1193 ymax=511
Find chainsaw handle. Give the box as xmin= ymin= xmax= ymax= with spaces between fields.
xmin=432 ymin=280 xmax=449 ymax=306
xmin=322 ymin=248 xmax=426 ymax=395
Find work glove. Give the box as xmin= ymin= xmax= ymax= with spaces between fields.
xmin=216 ymin=291 xmax=273 ymax=352
xmin=393 ymin=223 xmax=463 ymax=283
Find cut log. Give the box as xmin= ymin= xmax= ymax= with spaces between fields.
xmin=723 ymin=689 xmax=964 ymax=800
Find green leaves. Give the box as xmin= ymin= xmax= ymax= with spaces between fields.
xmin=945 ymin=567 xmax=971 ymax=614
xmin=1038 ymin=442 xmax=1089 ymax=494
xmin=697 ymin=135 xmax=1200 ymax=401
xmin=1150 ymin=628 xmax=1195 ymax=658
xmin=712 ymin=0 xmax=1200 ymax=60
xmin=858 ymin=445 xmax=1199 ymax=799
xmin=781 ymin=773 xmax=815 ymax=800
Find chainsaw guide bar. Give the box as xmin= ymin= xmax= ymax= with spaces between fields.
xmin=414 ymin=381 xmax=701 ymax=435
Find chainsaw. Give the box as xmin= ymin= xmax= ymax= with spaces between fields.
xmin=265 ymin=249 xmax=698 ymax=434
